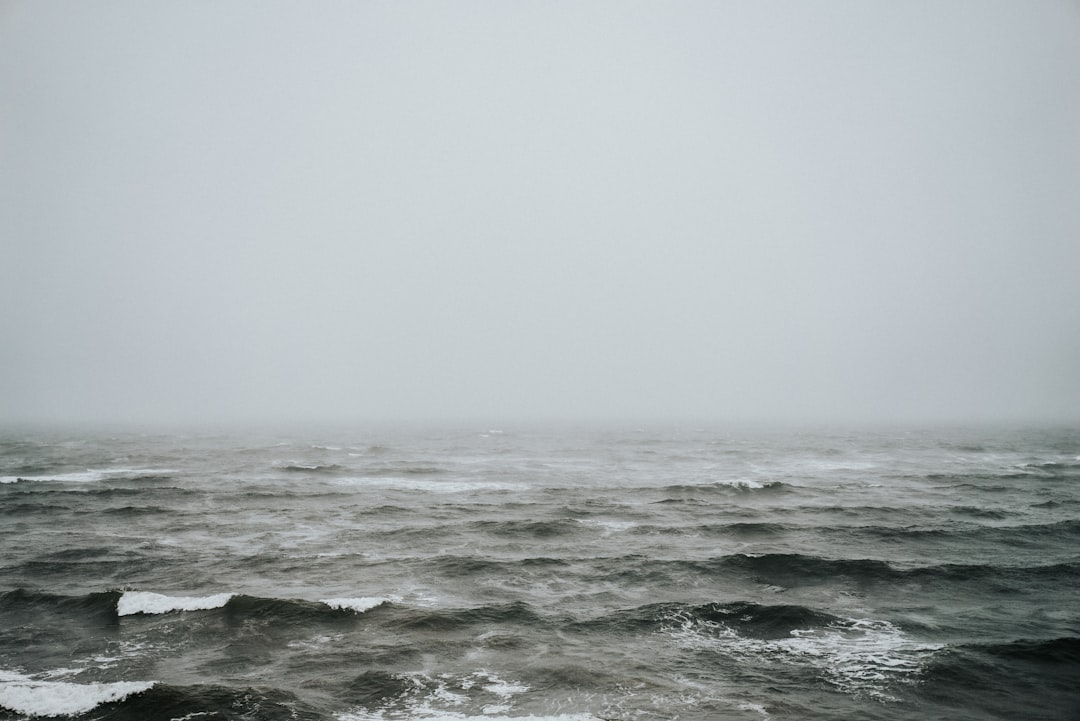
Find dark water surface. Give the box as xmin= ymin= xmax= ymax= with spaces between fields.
xmin=1 ymin=425 xmax=1077 ymax=720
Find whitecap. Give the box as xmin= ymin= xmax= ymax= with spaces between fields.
xmin=319 ymin=597 xmax=392 ymax=613
xmin=117 ymin=591 xmax=233 ymax=616
xmin=0 ymin=670 xmax=154 ymax=717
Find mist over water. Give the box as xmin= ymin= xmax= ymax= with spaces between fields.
xmin=2 ymin=1 xmax=1080 ymax=427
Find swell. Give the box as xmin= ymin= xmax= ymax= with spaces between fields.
xmin=820 ymin=519 xmax=1080 ymax=544
xmin=0 ymin=502 xmax=70 ymax=516
xmin=0 ymin=588 xmax=123 ymax=627
xmin=0 ymin=486 xmax=198 ymax=499
xmin=625 ymin=519 xmax=1080 ymax=542
xmin=983 ymin=636 xmax=1080 ymax=664
xmin=467 ymin=518 xmax=584 ymax=538
xmin=914 ymin=636 xmax=1080 ymax=717
xmin=405 ymin=552 xmax=1080 ymax=590
xmin=699 ymin=554 xmax=1080 ymax=588
xmin=0 ymin=588 xmax=858 ymax=642
xmin=1 ymin=554 xmax=161 ymax=582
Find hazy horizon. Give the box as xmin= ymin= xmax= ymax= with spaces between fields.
xmin=3 ymin=1 xmax=1079 ymax=428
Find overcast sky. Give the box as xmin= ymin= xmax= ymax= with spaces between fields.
xmin=2 ymin=1 xmax=1079 ymax=427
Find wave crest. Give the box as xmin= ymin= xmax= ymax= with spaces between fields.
xmin=0 ymin=670 xmax=154 ymax=717
xmin=117 ymin=591 xmax=234 ymax=616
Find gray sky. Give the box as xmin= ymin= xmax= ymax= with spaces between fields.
xmin=2 ymin=1 xmax=1079 ymax=426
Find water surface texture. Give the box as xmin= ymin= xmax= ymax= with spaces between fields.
xmin=1 ymin=426 xmax=1077 ymax=720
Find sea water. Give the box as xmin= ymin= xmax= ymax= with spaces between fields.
xmin=0 ymin=425 xmax=1077 ymax=720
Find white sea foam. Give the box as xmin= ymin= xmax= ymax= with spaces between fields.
xmin=319 ymin=597 xmax=391 ymax=613
xmin=0 ymin=670 xmax=154 ymax=717
xmin=664 ymin=611 xmax=942 ymax=700
xmin=337 ymin=670 xmax=546 ymax=721
xmin=479 ymin=677 xmax=528 ymax=698
xmin=0 ymin=471 xmax=107 ymax=484
xmin=456 ymin=671 xmax=528 ymax=699
xmin=117 ymin=591 xmax=233 ymax=616
xmin=0 ymin=468 xmax=175 ymax=484
xmin=339 ymin=713 xmax=597 ymax=721
xmin=579 ymin=519 xmax=637 ymax=533
xmin=738 ymin=702 xmax=771 ymax=719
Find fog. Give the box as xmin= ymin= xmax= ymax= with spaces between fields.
xmin=2 ymin=1 xmax=1079 ymax=427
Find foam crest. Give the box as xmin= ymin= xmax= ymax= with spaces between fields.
xmin=117 ymin=591 xmax=233 ymax=616
xmin=0 ymin=670 xmax=154 ymax=717
xmin=319 ymin=597 xmax=392 ymax=613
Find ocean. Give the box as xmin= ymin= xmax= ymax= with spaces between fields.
xmin=0 ymin=424 xmax=1077 ymax=720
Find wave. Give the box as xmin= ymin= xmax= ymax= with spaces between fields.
xmin=399 ymin=552 xmax=1080 ymax=592
xmin=684 ymin=601 xmax=844 ymax=639
xmin=1031 ymin=499 xmax=1080 ymax=509
xmin=1020 ymin=461 xmax=1080 ymax=476
xmin=818 ymin=519 xmax=1080 ymax=544
xmin=469 ymin=519 xmax=583 ymax=538
xmin=0 ymin=678 xmax=326 ymax=721
xmin=915 ymin=637 xmax=1080 ymax=716
xmin=659 ymin=480 xmax=790 ymax=495
xmin=318 ymin=597 xmax=393 ymax=613
xmin=117 ymin=591 xmax=234 ymax=616
xmin=949 ymin=505 xmax=1018 ymax=519
xmin=692 ymin=522 xmax=789 ymax=537
xmin=983 ymin=636 xmax=1080 ymax=664
xmin=0 ymin=589 xmax=122 ymax=625
xmin=0 ymin=502 xmax=70 ymax=516
xmin=2 ymin=554 xmax=160 ymax=583
xmin=0 ymin=670 xmax=154 ymax=717
xmin=385 ymin=601 xmax=542 ymax=632
xmin=713 ymin=553 xmax=1080 ymax=589
xmin=276 ymin=462 xmax=347 ymax=474
xmin=100 ymin=505 xmax=171 ymax=516
xmin=0 ymin=589 xmax=394 ymax=627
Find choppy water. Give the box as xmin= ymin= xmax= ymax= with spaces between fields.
xmin=1 ymin=425 xmax=1078 ymax=720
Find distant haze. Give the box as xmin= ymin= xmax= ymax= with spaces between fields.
xmin=2 ymin=1 xmax=1079 ymax=427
